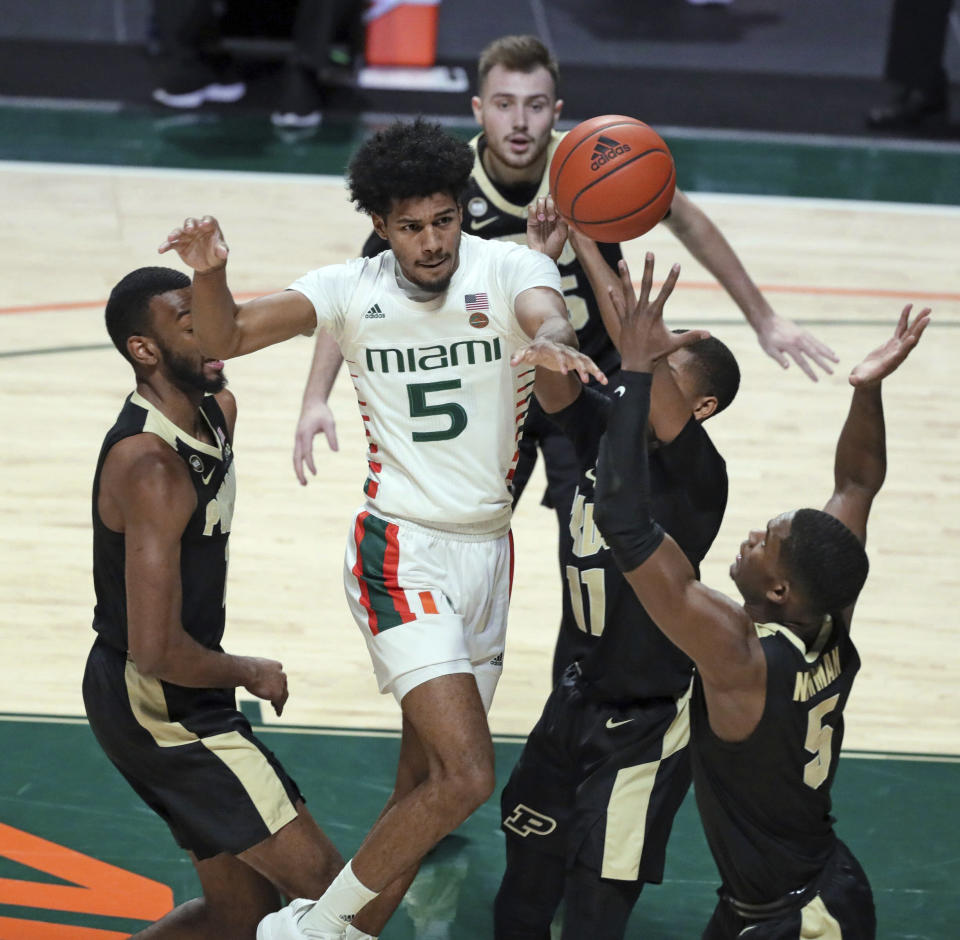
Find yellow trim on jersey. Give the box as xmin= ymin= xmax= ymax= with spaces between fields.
xmin=600 ymin=680 xmax=693 ymax=880
xmin=755 ymin=615 xmax=833 ymax=665
xmin=468 ymin=131 xmax=563 ymax=218
xmin=130 ymin=390 xmax=223 ymax=460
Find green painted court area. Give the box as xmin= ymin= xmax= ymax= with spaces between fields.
xmin=0 ymin=716 xmax=956 ymax=938
xmin=4 ymin=104 xmax=960 ymax=206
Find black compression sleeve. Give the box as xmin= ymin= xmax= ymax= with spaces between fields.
xmin=593 ymin=371 xmax=665 ymax=572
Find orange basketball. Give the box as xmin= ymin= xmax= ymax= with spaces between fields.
xmin=549 ymin=115 xmax=676 ymax=243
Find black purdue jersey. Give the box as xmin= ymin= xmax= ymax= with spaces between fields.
xmin=91 ymin=391 xmax=236 ymax=652
xmin=550 ymin=386 xmax=728 ymax=700
xmin=361 ymin=132 xmax=623 ymax=377
xmin=690 ymin=616 xmax=860 ymax=904
xmin=464 ymin=133 xmax=623 ymax=376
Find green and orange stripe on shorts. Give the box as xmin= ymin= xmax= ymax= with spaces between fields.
xmin=351 ymin=511 xmax=438 ymax=634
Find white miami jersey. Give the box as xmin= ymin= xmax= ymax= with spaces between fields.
xmin=290 ymin=232 xmax=563 ymax=535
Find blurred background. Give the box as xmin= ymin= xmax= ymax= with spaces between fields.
xmin=1 ymin=4 xmax=958 ymax=938
xmin=2 ymin=0 xmax=959 ymax=141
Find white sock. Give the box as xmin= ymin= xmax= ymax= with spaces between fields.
xmin=345 ymin=928 xmax=379 ymax=940
xmin=301 ymin=860 xmax=379 ymax=932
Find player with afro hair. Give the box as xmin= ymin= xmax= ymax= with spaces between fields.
xmin=347 ymin=118 xmax=475 ymax=220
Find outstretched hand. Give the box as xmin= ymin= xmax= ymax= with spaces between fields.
xmin=158 ymin=215 xmax=229 ymax=274
xmin=612 ymin=253 xmax=709 ymax=372
xmin=755 ymin=313 xmax=839 ymax=382
xmin=511 ymin=340 xmax=607 ymax=385
xmin=526 ymin=195 xmax=569 ymax=263
xmin=849 ymin=304 xmax=931 ymax=388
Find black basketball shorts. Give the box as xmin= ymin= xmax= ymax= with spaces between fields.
xmin=501 ymin=665 xmax=693 ymax=883
xmin=702 ymin=839 xmax=876 ymax=939
xmin=83 ymin=636 xmax=302 ymax=860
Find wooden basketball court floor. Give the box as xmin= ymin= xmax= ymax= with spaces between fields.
xmin=1 ymin=151 xmax=958 ymax=936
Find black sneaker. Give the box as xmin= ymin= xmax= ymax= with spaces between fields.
xmin=867 ymin=85 xmax=948 ymax=129
xmin=271 ymin=64 xmax=323 ymax=128
xmin=153 ymin=61 xmax=246 ymax=109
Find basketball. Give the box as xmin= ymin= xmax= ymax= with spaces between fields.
xmin=549 ymin=115 xmax=676 ymax=243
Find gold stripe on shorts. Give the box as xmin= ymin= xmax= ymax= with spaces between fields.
xmin=601 ymin=682 xmax=692 ymax=880
xmin=799 ymin=895 xmax=843 ymax=938
xmin=124 ymin=660 xmax=297 ymax=836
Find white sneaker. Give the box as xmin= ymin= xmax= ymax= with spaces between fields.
xmin=152 ymin=81 xmax=246 ymax=109
xmin=257 ymin=898 xmax=346 ymax=940
xmin=270 ymin=109 xmax=323 ymax=129
xmin=203 ymin=81 xmax=247 ymax=103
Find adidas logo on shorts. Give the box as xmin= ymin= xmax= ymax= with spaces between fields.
xmin=363 ymin=303 xmax=385 ymax=319
xmin=489 ymin=652 xmax=504 ymax=667
xmin=591 ymin=135 xmax=632 ymax=171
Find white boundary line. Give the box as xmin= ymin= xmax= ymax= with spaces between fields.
xmin=1 ymin=713 xmax=957 ymax=760
xmin=651 ymin=123 xmax=960 ymax=155
xmin=0 ymin=159 xmax=346 ymax=187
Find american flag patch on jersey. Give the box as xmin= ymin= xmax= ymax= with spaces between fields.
xmin=465 ymin=293 xmax=489 ymax=311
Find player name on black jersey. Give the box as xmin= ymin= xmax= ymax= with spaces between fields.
xmin=793 ymin=645 xmax=842 ymax=703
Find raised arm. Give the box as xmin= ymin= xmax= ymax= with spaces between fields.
xmin=519 ymin=201 xmax=606 ymax=411
xmin=593 ymin=371 xmax=760 ymax=694
xmin=292 ymin=328 xmax=344 ymax=485
xmin=513 ymin=284 xmax=605 ymax=412
xmin=566 ymin=228 xmax=625 ymax=346
xmin=591 ymin=255 xmax=764 ymax=736
xmin=584 ymin=244 xmax=698 ymax=444
xmin=159 ymin=215 xmax=316 ymax=359
xmin=663 ymin=189 xmax=838 ymax=381
xmin=291 ymin=229 xmax=389 ymax=483
xmin=823 ymin=305 xmax=931 ymax=544
xmin=101 ymin=437 xmax=289 ymax=715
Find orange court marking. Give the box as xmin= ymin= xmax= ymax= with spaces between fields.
xmin=1 ymin=283 xmax=959 ymax=318
xmin=674 ymin=281 xmax=960 ymax=302
xmin=0 ymin=917 xmax=130 ymax=939
xmin=0 ymin=822 xmax=173 ymax=921
xmin=0 ymin=291 xmax=268 ymax=317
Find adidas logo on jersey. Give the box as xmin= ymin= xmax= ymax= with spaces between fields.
xmin=590 ymin=135 xmax=631 ymax=171
xmin=363 ymin=303 xmax=385 ymax=319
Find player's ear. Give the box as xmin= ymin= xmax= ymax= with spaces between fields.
xmin=371 ymin=212 xmax=388 ymax=240
xmin=554 ymin=98 xmax=564 ymax=122
xmin=765 ymin=579 xmax=790 ymax=608
xmin=692 ymin=394 xmax=718 ymax=422
xmin=127 ymin=334 xmax=158 ymax=367
xmin=471 ymin=95 xmax=483 ymax=124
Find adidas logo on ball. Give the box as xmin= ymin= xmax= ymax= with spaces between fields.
xmin=590 ymin=135 xmax=632 ymax=170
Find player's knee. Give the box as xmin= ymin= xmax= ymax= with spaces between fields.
xmin=493 ymin=874 xmax=555 ymax=939
xmin=457 ymin=760 xmax=496 ymax=811
xmin=436 ymin=760 xmax=495 ymax=819
xmin=493 ymin=842 xmax=564 ymax=938
xmin=200 ymin=892 xmax=278 ymax=938
xmin=272 ymin=857 xmax=342 ymax=901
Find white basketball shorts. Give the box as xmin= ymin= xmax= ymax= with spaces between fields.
xmin=343 ymin=508 xmax=514 ymax=709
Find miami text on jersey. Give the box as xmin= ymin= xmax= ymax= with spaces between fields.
xmin=365 ymin=337 xmax=502 ymax=374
